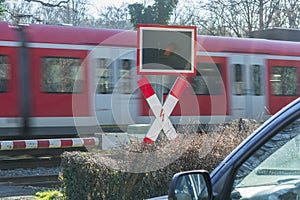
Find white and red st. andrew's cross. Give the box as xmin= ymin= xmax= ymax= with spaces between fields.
xmin=137 ymin=76 xmax=188 ymax=144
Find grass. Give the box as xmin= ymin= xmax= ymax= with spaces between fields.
xmin=35 ymin=190 xmax=64 ymax=200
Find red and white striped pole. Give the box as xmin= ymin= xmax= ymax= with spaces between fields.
xmin=138 ymin=76 xmax=188 ymax=144
xmin=0 ymin=137 xmax=99 ymax=150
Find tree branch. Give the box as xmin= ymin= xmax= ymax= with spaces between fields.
xmin=24 ymin=0 xmax=70 ymax=8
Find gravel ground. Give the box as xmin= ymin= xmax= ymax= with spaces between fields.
xmin=0 ymin=167 xmax=61 ymax=199
xmin=0 ymin=167 xmax=60 ymax=177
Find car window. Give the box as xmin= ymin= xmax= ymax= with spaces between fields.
xmin=231 ymin=117 xmax=300 ymax=199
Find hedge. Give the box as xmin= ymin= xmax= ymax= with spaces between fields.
xmin=61 ymin=119 xmax=260 ymax=199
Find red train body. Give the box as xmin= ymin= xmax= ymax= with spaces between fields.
xmin=0 ymin=22 xmax=299 ymax=138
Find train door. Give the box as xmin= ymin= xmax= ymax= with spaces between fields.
xmin=111 ymin=48 xmax=138 ymax=126
xmin=229 ymin=54 xmax=266 ymax=120
xmin=93 ymin=47 xmax=115 ymax=126
xmin=93 ymin=47 xmax=137 ymax=129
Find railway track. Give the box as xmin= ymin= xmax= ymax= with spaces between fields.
xmin=0 ymin=156 xmax=61 ymax=170
xmin=0 ymin=174 xmax=60 ymax=187
xmin=0 ymin=137 xmax=98 ymax=188
xmin=0 ymin=154 xmax=62 ymax=188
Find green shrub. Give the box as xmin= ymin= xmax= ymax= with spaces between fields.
xmin=35 ymin=190 xmax=64 ymax=200
xmin=61 ymin=119 xmax=260 ymax=199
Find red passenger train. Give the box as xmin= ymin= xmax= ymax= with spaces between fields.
xmin=0 ymin=21 xmax=299 ymax=138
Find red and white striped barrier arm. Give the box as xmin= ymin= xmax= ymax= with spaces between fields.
xmin=0 ymin=137 xmax=99 ymax=150
xmin=138 ymin=77 xmax=188 ymax=144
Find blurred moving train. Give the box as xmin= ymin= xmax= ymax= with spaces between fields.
xmin=1 ymin=21 xmax=300 ymax=139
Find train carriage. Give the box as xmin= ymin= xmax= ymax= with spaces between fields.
xmin=0 ymin=21 xmax=299 ymax=138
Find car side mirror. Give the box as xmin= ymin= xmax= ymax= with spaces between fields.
xmin=168 ymin=170 xmax=213 ymax=200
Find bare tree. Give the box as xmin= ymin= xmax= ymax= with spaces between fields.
xmin=3 ymin=0 xmax=94 ymax=26
xmin=171 ymin=0 xmax=218 ymax=35
xmin=279 ymin=0 xmax=300 ymax=28
xmin=4 ymin=0 xmax=300 ymax=36
xmin=28 ymin=0 xmax=90 ymax=25
xmin=96 ymin=4 xmax=133 ymax=29
xmin=200 ymin=0 xmax=300 ymax=37
xmin=24 ymin=0 xmax=70 ymax=8
xmin=58 ymin=0 xmax=89 ymax=25
xmin=3 ymin=0 xmax=39 ymax=24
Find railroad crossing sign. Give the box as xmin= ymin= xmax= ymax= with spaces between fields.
xmin=138 ymin=76 xmax=188 ymax=144
xmin=137 ymin=24 xmax=196 ymax=143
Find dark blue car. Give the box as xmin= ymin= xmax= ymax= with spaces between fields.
xmin=150 ymin=97 xmax=300 ymax=200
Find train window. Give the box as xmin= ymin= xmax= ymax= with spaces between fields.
xmin=96 ymin=58 xmax=112 ymax=94
xmin=0 ymin=55 xmax=9 ymax=93
xmin=191 ymin=63 xmax=223 ymax=95
xmin=252 ymin=65 xmax=262 ymax=96
xmin=271 ymin=66 xmax=298 ymax=96
xmin=235 ymin=64 xmax=244 ymax=95
xmin=42 ymin=57 xmax=83 ymax=93
xmin=118 ymin=59 xmax=132 ymax=94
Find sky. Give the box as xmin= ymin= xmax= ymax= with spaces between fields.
xmin=89 ymin=0 xmax=144 ymax=16
xmin=88 ymin=0 xmax=155 ymax=17
xmin=90 ymin=0 xmax=154 ymax=8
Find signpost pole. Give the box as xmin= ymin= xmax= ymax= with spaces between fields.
xmin=156 ymin=76 xmax=164 ymax=104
